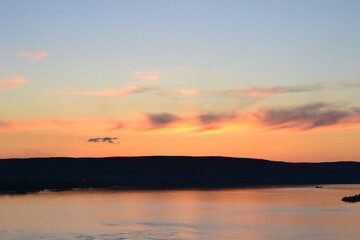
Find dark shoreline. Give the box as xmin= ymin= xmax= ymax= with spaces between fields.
xmin=1 ymin=156 xmax=360 ymax=195
xmin=0 ymin=183 xmax=344 ymax=196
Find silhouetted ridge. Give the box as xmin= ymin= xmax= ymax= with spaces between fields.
xmin=0 ymin=156 xmax=359 ymax=193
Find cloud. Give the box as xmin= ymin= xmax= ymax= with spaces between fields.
xmin=353 ymin=107 xmax=360 ymax=114
xmin=0 ymin=117 xmax=126 ymax=133
xmin=198 ymin=112 xmax=238 ymax=125
xmin=3 ymin=103 xmax=360 ymax=134
xmin=132 ymin=110 xmax=242 ymax=133
xmin=0 ymin=120 xmax=9 ymax=127
xmin=131 ymin=103 xmax=360 ymax=133
xmin=55 ymin=70 xmax=162 ymax=97
xmin=57 ymin=86 xmax=151 ymax=97
xmin=340 ymin=81 xmax=360 ymax=88
xmin=158 ymin=89 xmax=199 ymax=97
xmin=14 ymin=51 xmax=47 ymax=61
xmin=0 ymin=77 xmax=28 ymax=90
xmin=253 ymin=102 xmax=359 ymax=131
xmin=0 ymin=119 xmax=78 ymax=131
xmin=108 ymin=121 xmax=124 ymax=130
xmin=166 ymin=89 xmax=198 ymax=95
xmin=145 ymin=113 xmax=181 ymax=129
xmin=227 ymin=83 xmax=325 ymax=96
xmin=132 ymin=70 xmax=161 ymax=82
xmin=195 ymin=112 xmax=240 ymax=132
xmin=88 ymin=137 xmax=119 ymax=143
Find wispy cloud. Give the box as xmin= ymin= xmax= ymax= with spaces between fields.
xmin=340 ymin=81 xmax=360 ymax=88
xmin=13 ymin=51 xmax=48 ymax=61
xmin=227 ymin=83 xmax=325 ymax=96
xmin=167 ymin=89 xmax=198 ymax=95
xmin=0 ymin=119 xmax=79 ymax=131
xmin=3 ymin=103 xmax=360 ymax=134
xmin=57 ymin=86 xmax=151 ymax=97
xmin=130 ymin=103 xmax=360 ymax=133
xmin=88 ymin=137 xmax=119 ymax=143
xmin=0 ymin=118 xmax=124 ymax=133
xmin=128 ymin=110 xmax=243 ymax=133
xmin=158 ymin=89 xmax=199 ymax=97
xmin=0 ymin=77 xmax=28 ymax=90
xmin=252 ymin=102 xmax=360 ymax=131
xmin=132 ymin=70 xmax=161 ymax=82
xmin=56 ymin=70 xmax=161 ymax=97
xmin=0 ymin=120 xmax=9 ymax=127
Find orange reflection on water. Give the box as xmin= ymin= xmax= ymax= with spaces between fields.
xmin=0 ymin=185 xmax=359 ymax=240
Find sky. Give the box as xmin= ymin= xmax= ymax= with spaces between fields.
xmin=1 ymin=0 xmax=360 ymax=162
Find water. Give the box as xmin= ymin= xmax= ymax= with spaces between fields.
xmin=0 ymin=185 xmax=359 ymax=240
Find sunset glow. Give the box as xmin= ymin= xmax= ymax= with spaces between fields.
xmin=1 ymin=0 xmax=360 ymax=162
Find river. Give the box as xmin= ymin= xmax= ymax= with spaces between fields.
xmin=0 ymin=185 xmax=359 ymax=240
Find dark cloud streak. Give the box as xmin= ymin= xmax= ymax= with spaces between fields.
xmin=198 ymin=113 xmax=238 ymax=125
xmin=146 ymin=113 xmax=180 ymax=128
xmin=255 ymin=103 xmax=357 ymax=130
xmin=226 ymin=83 xmax=325 ymax=96
xmin=88 ymin=137 xmax=119 ymax=143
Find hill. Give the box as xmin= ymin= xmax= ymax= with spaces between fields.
xmin=0 ymin=156 xmax=359 ymax=193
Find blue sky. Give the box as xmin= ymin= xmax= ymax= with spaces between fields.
xmin=2 ymin=0 xmax=360 ymax=88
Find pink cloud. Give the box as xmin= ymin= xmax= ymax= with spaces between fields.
xmin=157 ymin=89 xmax=199 ymax=98
xmin=57 ymin=85 xmax=151 ymax=97
xmin=167 ymin=89 xmax=199 ymax=96
xmin=132 ymin=70 xmax=161 ymax=82
xmin=14 ymin=51 xmax=48 ymax=61
xmin=227 ymin=83 xmax=324 ymax=96
xmin=0 ymin=77 xmax=28 ymax=90
xmin=0 ymin=118 xmax=115 ymax=132
xmin=0 ymin=119 xmax=76 ymax=131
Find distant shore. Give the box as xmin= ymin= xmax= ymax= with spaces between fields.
xmin=1 ymin=156 xmax=360 ymax=194
xmin=0 ymin=184 xmax=338 ymax=195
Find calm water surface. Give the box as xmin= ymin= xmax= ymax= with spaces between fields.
xmin=0 ymin=185 xmax=359 ymax=240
